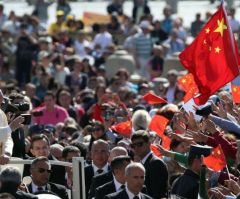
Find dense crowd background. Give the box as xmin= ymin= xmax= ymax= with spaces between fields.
xmin=0 ymin=0 xmax=240 ymax=199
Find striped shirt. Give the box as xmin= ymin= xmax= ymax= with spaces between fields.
xmin=134 ymin=33 xmax=153 ymax=59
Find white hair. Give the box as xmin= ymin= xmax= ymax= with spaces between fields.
xmin=131 ymin=110 xmax=151 ymax=131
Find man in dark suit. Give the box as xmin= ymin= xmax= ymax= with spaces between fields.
xmin=0 ymin=166 xmax=37 ymax=199
xmin=171 ymin=145 xmax=212 ymax=199
xmin=23 ymin=134 xmax=66 ymax=185
xmin=27 ymin=156 xmax=69 ymax=199
xmin=95 ymin=155 xmax=131 ymax=199
xmin=131 ymin=130 xmax=168 ymax=199
xmin=89 ymin=146 xmax=129 ymax=199
xmin=85 ymin=139 xmax=111 ymax=198
xmin=104 ymin=162 xmax=152 ymax=199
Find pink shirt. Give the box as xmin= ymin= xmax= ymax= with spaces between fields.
xmin=34 ymin=105 xmax=69 ymax=125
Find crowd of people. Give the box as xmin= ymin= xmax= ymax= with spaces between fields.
xmin=0 ymin=0 xmax=240 ymax=199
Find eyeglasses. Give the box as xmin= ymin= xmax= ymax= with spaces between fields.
xmin=35 ymin=168 xmax=51 ymax=174
xmin=130 ymin=142 xmax=145 ymax=149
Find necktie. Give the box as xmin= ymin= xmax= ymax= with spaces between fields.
xmin=120 ymin=184 xmax=125 ymax=190
xmin=133 ymin=196 xmax=139 ymax=199
xmin=97 ymin=169 xmax=103 ymax=174
xmin=37 ymin=187 xmax=43 ymax=192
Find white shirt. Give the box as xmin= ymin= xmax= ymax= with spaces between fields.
xmin=92 ymin=163 xmax=109 ymax=176
xmin=141 ymin=151 xmax=152 ymax=165
xmin=74 ymin=39 xmax=90 ymax=57
xmin=31 ymin=181 xmax=47 ymax=193
xmin=93 ymin=31 xmax=112 ymax=51
xmin=113 ymin=176 xmax=125 ymax=191
xmin=126 ymin=185 xmax=141 ymax=199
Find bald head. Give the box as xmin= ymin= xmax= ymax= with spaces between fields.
xmin=109 ymin=146 xmax=128 ymax=162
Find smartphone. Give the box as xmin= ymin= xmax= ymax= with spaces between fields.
xmin=21 ymin=114 xmax=31 ymax=125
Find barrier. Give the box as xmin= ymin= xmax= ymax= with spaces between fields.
xmin=3 ymin=157 xmax=86 ymax=199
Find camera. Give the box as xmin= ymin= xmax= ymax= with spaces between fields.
xmin=1 ymin=97 xmax=31 ymax=125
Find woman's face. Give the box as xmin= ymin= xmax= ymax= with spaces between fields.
xmin=91 ymin=125 xmax=104 ymax=139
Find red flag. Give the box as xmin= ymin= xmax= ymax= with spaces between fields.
xmin=203 ymin=145 xmax=226 ymax=171
xmin=148 ymin=115 xmax=169 ymax=137
xmin=178 ymin=73 xmax=199 ymax=103
xmin=179 ymin=4 xmax=239 ymax=105
xmin=92 ymin=104 xmax=104 ymax=122
xmin=111 ymin=120 xmax=132 ymax=137
xmin=143 ymin=92 xmax=168 ymax=105
xmin=161 ymin=135 xmax=171 ymax=150
xmin=231 ymin=84 xmax=240 ymax=104
xmin=150 ymin=144 xmax=162 ymax=158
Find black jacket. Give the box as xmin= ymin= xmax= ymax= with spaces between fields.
xmin=171 ymin=169 xmax=200 ymax=199
xmin=28 ymin=182 xmax=69 ymax=199
xmin=23 ymin=154 xmax=66 ymax=185
xmin=95 ymin=180 xmax=148 ymax=199
xmin=143 ymin=153 xmax=168 ymax=199
xmin=0 ymin=187 xmax=38 ymax=199
xmin=104 ymin=189 xmax=152 ymax=199
xmin=88 ymin=171 xmax=113 ymax=199
xmin=85 ymin=164 xmax=110 ymax=198
xmin=95 ymin=180 xmax=116 ymax=199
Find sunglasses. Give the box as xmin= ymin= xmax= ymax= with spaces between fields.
xmin=35 ymin=168 xmax=51 ymax=174
xmin=130 ymin=142 xmax=145 ymax=149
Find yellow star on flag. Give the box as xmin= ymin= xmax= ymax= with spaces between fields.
xmin=205 ymin=28 xmax=210 ymax=34
xmin=214 ymin=18 xmax=227 ymax=37
xmin=215 ymin=47 xmax=221 ymax=53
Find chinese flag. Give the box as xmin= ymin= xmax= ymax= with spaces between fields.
xmin=143 ymin=92 xmax=168 ymax=105
xmin=150 ymin=144 xmax=162 ymax=158
xmin=111 ymin=120 xmax=132 ymax=137
xmin=148 ymin=115 xmax=169 ymax=137
xmin=161 ymin=135 xmax=171 ymax=150
xmin=178 ymin=73 xmax=199 ymax=103
xmin=231 ymin=84 xmax=240 ymax=104
xmin=203 ymin=145 xmax=226 ymax=172
xmin=179 ymin=4 xmax=239 ymax=105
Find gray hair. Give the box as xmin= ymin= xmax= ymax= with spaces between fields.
xmin=131 ymin=110 xmax=151 ymax=131
xmin=92 ymin=139 xmax=110 ymax=152
xmin=31 ymin=156 xmax=50 ymax=169
xmin=0 ymin=166 xmax=21 ymax=186
xmin=125 ymin=162 xmax=145 ymax=176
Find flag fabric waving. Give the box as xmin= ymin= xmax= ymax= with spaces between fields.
xmin=178 ymin=73 xmax=199 ymax=103
xmin=148 ymin=115 xmax=169 ymax=137
xmin=111 ymin=120 xmax=132 ymax=137
xmin=203 ymin=145 xmax=226 ymax=172
xmin=179 ymin=3 xmax=239 ymax=105
xmin=231 ymin=84 xmax=240 ymax=104
xmin=143 ymin=92 xmax=168 ymax=105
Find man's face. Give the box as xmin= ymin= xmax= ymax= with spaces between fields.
xmin=30 ymin=139 xmax=50 ymax=157
xmin=65 ymin=151 xmax=81 ymax=162
xmin=131 ymin=138 xmax=150 ymax=159
xmin=114 ymin=161 xmax=130 ymax=184
xmin=91 ymin=143 xmax=109 ymax=167
xmin=126 ymin=167 xmax=145 ymax=194
xmin=30 ymin=160 xmax=51 ymax=186
xmin=44 ymin=95 xmax=55 ymax=109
